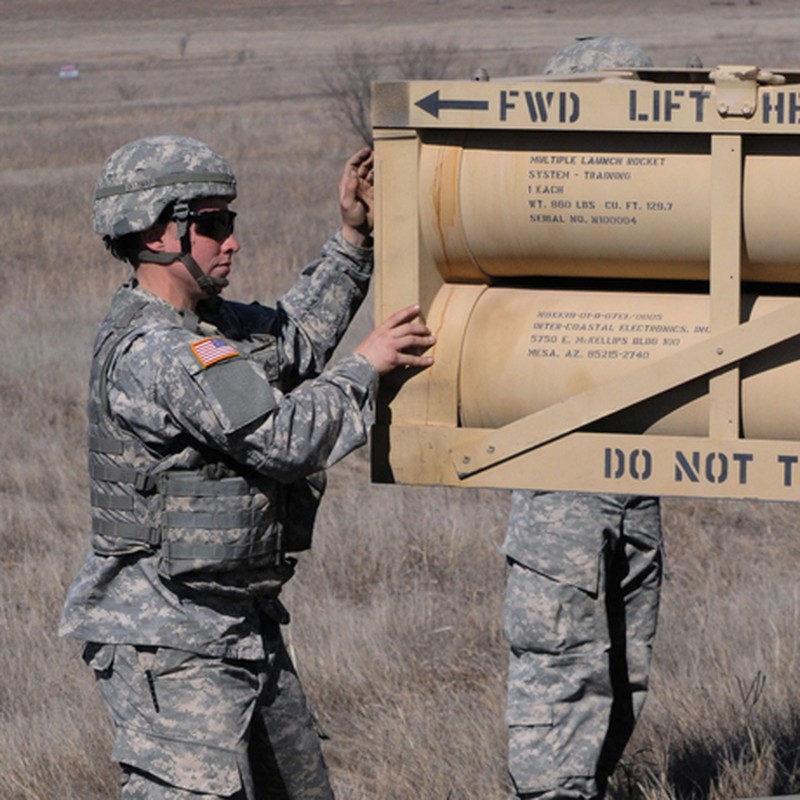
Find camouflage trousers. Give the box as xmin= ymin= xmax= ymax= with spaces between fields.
xmin=82 ymin=624 xmax=333 ymax=799
xmin=502 ymin=492 xmax=663 ymax=800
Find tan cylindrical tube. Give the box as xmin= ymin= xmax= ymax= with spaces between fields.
xmin=419 ymin=135 xmax=800 ymax=283
xmin=457 ymin=287 xmax=799 ymax=439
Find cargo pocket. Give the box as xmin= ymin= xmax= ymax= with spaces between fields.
xmin=112 ymin=727 xmax=243 ymax=796
xmin=83 ymin=642 xmax=248 ymax=796
xmin=105 ymin=646 xmax=251 ymax=796
xmin=506 ymin=694 xmax=559 ymax=793
xmin=504 ymin=532 xmax=603 ymax=655
xmin=503 ymin=523 xmax=602 ymax=595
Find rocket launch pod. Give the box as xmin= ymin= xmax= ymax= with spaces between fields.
xmin=453 ymin=287 xmax=799 ymax=439
xmin=415 ymin=130 xmax=800 ymax=438
xmin=417 ymin=131 xmax=800 ymax=284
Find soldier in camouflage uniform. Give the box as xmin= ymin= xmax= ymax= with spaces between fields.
xmin=503 ymin=39 xmax=663 ymax=800
xmin=60 ymin=135 xmax=434 ymax=799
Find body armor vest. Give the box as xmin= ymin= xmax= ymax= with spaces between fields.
xmin=87 ymin=288 xmax=322 ymax=593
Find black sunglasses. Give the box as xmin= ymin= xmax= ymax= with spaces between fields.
xmin=188 ymin=209 xmax=237 ymax=242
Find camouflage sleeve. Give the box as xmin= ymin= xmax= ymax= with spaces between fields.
xmin=274 ymin=230 xmax=373 ymax=385
xmin=110 ymin=330 xmax=378 ymax=482
xmin=206 ymin=230 xmax=372 ymax=390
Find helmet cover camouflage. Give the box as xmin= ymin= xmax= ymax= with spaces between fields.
xmin=544 ymin=36 xmax=653 ymax=75
xmin=93 ymin=135 xmax=237 ymax=238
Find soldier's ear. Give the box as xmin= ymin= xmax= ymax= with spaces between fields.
xmin=141 ymin=221 xmax=175 ymax=253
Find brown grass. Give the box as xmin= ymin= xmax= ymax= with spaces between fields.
xmin=2 ymin=2 xmax=800 ymax=798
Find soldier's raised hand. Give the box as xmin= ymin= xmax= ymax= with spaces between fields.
xmin=339 ymin=147 xmax=374 ymax=246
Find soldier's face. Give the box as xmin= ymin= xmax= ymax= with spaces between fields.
xmin=185 ymin=198 xmax=241 ymax=286
xmin=159 ymin=197 xmax=241 ymax=302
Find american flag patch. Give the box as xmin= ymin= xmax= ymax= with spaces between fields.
xmin=190 ymin=337 xmax=240 ymax=368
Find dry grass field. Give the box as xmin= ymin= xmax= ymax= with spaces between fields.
xmin=1 ymin=1 xmax=800 ymax=798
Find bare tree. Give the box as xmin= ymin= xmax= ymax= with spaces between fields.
xmin=321 ymin=38 xmax=460 ymax=146
xmin=321 ymin=47 xmax=380 ymax=147
xmin=395 ymin=39 xmax=459 ymax=80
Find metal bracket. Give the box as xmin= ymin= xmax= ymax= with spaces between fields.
xmin=710 ymin=64 xmax=785 ymax=118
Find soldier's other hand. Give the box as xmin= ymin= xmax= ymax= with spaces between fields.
xmin=355 ymin=304 xmax=435 ymax=376
xmin=340 ymin=147 xmax=374 ymax=246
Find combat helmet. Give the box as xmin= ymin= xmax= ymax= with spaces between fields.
xmin=543 ymin=36 xmax=653 ymax=75
xmin=93 ymin=135 xmax=237 ymax=295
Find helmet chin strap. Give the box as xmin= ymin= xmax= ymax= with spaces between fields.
xmin=179 ymin=252 xmax=229 ymax=295
xmin=137 ymin=201 xmax=228 ymax=298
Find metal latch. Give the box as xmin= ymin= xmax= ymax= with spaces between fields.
xmin=710 ymin=65 xmax=785 ymax=118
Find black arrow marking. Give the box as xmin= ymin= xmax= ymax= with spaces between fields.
xmin=415 ymin=90 xmax=490 ymax=119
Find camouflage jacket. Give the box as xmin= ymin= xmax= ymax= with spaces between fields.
xmin=60 ymin=231 xmax=376 ymax=659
